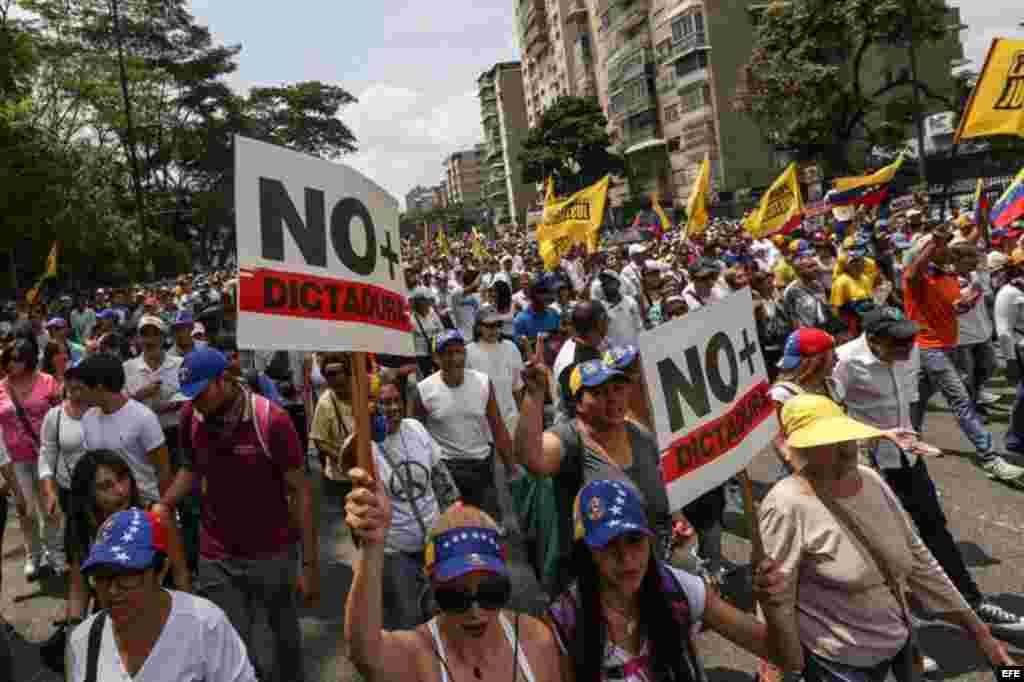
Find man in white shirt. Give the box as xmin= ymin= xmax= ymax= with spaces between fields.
xmin=77 ymin=354 xmax=172 ymax=504
xmin=68 ymin=508 xmax=256 ymax=682
xmin=833 ymin=306 xmax=1024 ymax=634
xmin=683 ymin=258 xmax=728 ymax=310
xmin=413 ymin=330 xmax=514 ymax=526
xmin=466 ymin=306 xmax=525 ymax=434
xmin=620 ymin=243 xmax=647 ymax=296
xmin=596 ymin=271 xmax=644 ymax=348
xmin=950 ymin=243 xmax=997 ymax=414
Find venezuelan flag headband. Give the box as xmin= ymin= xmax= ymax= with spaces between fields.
xmin=424 ymin=526 xmax=508 ymax=582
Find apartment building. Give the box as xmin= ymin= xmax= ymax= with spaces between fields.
xmin=405 ymin=185 xmax=436 ymax=213
xmin=582 ymin=0 xmax=964 ymax=211
xmin=516 ymin=0 xmax=600 ymax=128
xmin=443 ymin=148 xmax=485 ymax=206
xmin=478 ymin=61 xmax=537 ymax=226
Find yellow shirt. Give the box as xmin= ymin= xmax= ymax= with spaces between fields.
xmin=310 ymin=388 xmax=354 ymax=482
xmin=830 ymin=271 xmax=877 ymax=309
xmin=773 ymin=260 xmax=797 ymax=289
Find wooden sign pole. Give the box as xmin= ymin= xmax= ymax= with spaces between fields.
xmin=737 ymin=469 xmax=765 ymax=562
xmin=350 ymin=352 xmax=377 ymax=482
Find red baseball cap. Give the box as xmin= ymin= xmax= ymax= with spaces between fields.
xmin=778 ymin=328 xmax=835 ymax=370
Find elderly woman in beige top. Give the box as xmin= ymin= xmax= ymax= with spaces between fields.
xmin=758 ymin=394 xmax=1013 ymax=681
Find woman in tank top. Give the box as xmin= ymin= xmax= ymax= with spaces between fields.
xmin=344 ymin=469 xmax=562 ymax=682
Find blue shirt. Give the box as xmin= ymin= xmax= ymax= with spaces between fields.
xmin=513 ymin=307 xmax=560 ymax=338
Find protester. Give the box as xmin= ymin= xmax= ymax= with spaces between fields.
xmin=67 ymin=508 xmax=255 ymax=681
xmin=344 ymin=481 xmax=562 ymax=682
xmin=759 ymin=394 xmax=1015 ymax=678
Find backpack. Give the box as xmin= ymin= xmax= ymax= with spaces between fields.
xmin=264 ymin=351 xmax=292 ymax=382
xmin=188 ymin=390 xmax=276 ymax=464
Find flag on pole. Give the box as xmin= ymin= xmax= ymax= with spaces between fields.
xmin=973 ymin=178 xmax=989 ymax=227
xmin=991 ymin=167 xmax=1024 ymax=228
xmin=470 ymin=227 xmax=488 ymax=260
xmin=25 ymin=241 xmax=59 ymax=304
xmin=742 ymin=163 xmax=803 ymax=239
xmin=685 ymin=155 xmax=711 ymax=237
xmin=832 ymin=155 xmax=905 ymax=193
xmin=953 ymin=38 xmax=1024 ymax=144
xmin=436 ymin=225 xmax=450 ymax=257
xmin=424 ymin=223 xmax=433 ymax=257
xmin=650 ymin=191 xmax=671 ymax=241
xmin=537 ymin=175 xmax=611 ymax=270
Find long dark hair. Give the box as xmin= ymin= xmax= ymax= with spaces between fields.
xmin=42 ymin=341 xmax=64 ymax=377
xmin=493 ymin=280 xmax=512 ymax=314
xmin=568 ymin=540 xmax=693 ymax=682
xmin=65 ymin=449 xmax=143 ymax=565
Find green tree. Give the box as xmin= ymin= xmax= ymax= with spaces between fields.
xmin=734 ymin=0 xmax=959 ymax=174
xmin=519 ymin=95 xmax=625 ymax=196
xmin=248 ymin=81 xmax=358 ymax=159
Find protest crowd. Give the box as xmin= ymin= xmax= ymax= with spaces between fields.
xmin=4 ymin=151 xmax=1024 ymax=682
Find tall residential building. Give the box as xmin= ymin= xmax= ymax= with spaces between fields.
xmin=433 ymin=182 xmax=449 ymax=209
xmin=516 ymin=0 xmax=600 ymax=128
xmin=584 ymin=0 xmax=964 ymax=211
xmin=444 ymin=148 xmax=485 ymax=206
xmin=478 ymin=61 xmax=537 ymax=226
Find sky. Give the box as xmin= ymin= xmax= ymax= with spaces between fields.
xmin=187 ymin=0 xmax=1022 ymax=210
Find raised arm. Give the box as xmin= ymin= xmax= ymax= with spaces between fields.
xmin=514 ymin=362 xmax=564 ymax=476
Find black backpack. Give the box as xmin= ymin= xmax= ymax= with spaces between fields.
xmin=264 ymin=351 xmax=292 ymax=382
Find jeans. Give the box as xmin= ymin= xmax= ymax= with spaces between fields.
xmin=911 ymin=347 xmax=995 ymax=464
xmin=951 ymin=342 xmax=996 ymax=406
xmin=445 ymin=455 xmax=503 ymax=524
xmin=882 ymin=456 xmax=982 ymax=606
xmin=197 ymin=545 xmax=304 ymax=682
xmin=802 ymin=642 xmax=911 ymax=682
xmin=1008 ymin=380 xmax=1024 ymax=452
xmin=12 ymin=460 xmax=61 ymax=567
xmin=382 ymin=551 xmax=429 ymax=630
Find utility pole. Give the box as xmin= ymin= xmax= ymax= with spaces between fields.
xmin=108 ymin=0 xmax=149 ymax=253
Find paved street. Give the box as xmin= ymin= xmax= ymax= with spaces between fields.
xmin=4 ymin=379 xmax=1024 ymax=681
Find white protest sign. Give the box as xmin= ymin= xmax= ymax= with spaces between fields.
xmin=234 ymin=136 xmax=414 ymax=355
xmin=640 ymin=289 xmax=776 ymax=511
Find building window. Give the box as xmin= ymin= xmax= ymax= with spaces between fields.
xmin=668 ymin=136 xmax=681 ymax=152
xmin=670 ymin=11 xmax=704 ymax=43
xmin=674 ymin=51 xmax=708 ymax=78
xmin=610 ymin=91 xmax=625 ymax=114
xmin=665 ymin=104 xmax=680 ymax=122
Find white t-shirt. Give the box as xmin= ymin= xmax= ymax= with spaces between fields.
xmin=123 ymin=354 xmax=185 ymax=429
xmin=418 ymin=369 xmax=493 ymax=461
xmin=67 ymin=590 xmax=256 ymax=682
xmin=466 ymin=341 xmax=525 ymax=433
xmin=0 ymin=427 xmax=9 ymax=467
xmin=449 ymin=287 xmax=480 ymax=340
xmin=957 ymin=272 xmax=993 ymax=346
xmin=604 ymin=295 xmax=645 ymax=348
xmin=81 ymin=399 xmax=166 ymax=503
xmin=39 ymin=404 xmax=88 ymax=489
xmin=373 ymin=419 xmax=444 ymax=554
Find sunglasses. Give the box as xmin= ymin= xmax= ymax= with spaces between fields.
xmin=433 ymin=573 xmax=511 ymax=613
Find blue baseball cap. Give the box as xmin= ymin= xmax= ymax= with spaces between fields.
xmin=172 ymin=310 xmax=194 ymax=327
xmin=603 ymin=345 xmax=639 ymax=371
xmin=568 ymin=359 xmax=625 ymax=397
xmin=425 ymin=526 xmax=508 ymax=581
xmin=176 ymin=347 xmax=229 ymax=399
xmin=81 ymin=508 xmax=169 ymax=574
xmin=433 ymin=329 xmax=465 ymax=354
xmin=44 ymin=317 xmax=67 ymax=329
xmin=573 ymin=479 xmax=653 ymax=549
xmin=96 ymin=309 xmax=118 ymax=321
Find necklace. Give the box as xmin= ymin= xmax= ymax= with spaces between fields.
xmin=601 ymin=598 xmax=639 ymax=639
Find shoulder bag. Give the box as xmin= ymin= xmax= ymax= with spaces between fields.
xmin=809 ymin=479 xmax=922 ymax=682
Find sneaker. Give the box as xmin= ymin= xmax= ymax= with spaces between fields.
xmin=921 ymin=655 xmax=939 ymax=675
xmin=979 ymin=390 xmax=1001 ymax=406
xmin=24 ymin=557 xmax=41 ymax=582
xmin=979 ymin=456 xmax=1024 ymax=487
xmin=975 ymin=600 xmax=1024 ymax=635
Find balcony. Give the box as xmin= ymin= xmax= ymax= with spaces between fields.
xmin=622 ymin=123 xmax=664 ymax=153
xmin=524 ymin=0 xmax=546 ymax=31
xmin=611 ymin=88 xmax=656 ymax=121
xmin=527 ymin=27 xmax=550 ymax=58
xmin=609 ymin=0 xmax=648 ymax=35
xmin=605 ymin=31 xmax=651 ymax=69
xmin=608 ymin=48 xmax=653 ymax=94
xmin=488 ymin=184 xmax=509 ymax=200
xmin=567 ymin=2 xmax=587 ymax=20
xmin=482 ymin=102 xmax=498 ymax=122
xmin=487 ymin=143 xmax=503 ymax=162
xmin=490 ymin=170 xmax=507 ymax=185
xmin=661 ymin=31 xmax=709 ymax=65
xmin=675 ymin=66 xmax=709 ymax=92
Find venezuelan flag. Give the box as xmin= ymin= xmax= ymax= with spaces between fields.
xmin=992 ymin=168 xmax=1024 ymax=228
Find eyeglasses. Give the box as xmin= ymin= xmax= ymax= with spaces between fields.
xmin=88 ymin=570 xmax=148 ymax=593
xmin=433 ymin=574 xmax=511 ymax=613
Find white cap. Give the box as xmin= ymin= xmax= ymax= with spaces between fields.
xmin=628 ymin=244 xmax=648 ymax=257
xmin=137 ymin=315 xmax=166 ymax=333
xmin=988 ymin=252 xmax=1009 ymax=270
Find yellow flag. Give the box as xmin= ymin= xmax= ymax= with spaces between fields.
xmin=470 ymin=227 xmax=487 ymax=261
xmin=544 ymin=177 xmax=555 ymax=206
xmin=536 ymin=175 xmax=611 ymax=270
xmin=685 ymin=155 xmax=711 ymax=237
xmin=25 ymin=241 xmax=59 ymax=304
xmin=743 ymin=163 xmax=803 ymax=239
xmin=832 ymin=155 xmax=904 ymax=192
xmin=436 ymin=226 xmax=450 ymax=257
xmin=954 ymin=38 xmax=1024 ymax=143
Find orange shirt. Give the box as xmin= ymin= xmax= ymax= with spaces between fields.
xmin=903 ymin=270 xmax=959 ymax=349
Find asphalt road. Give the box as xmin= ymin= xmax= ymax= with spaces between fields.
xmin=4 ymin=379 xmax=1024 ymax=681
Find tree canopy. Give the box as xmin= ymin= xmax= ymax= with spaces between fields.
xmin=734 ymin=0 xmax=958 ymax=174
xmin=518 ymin=95 xmax=625 ymax=196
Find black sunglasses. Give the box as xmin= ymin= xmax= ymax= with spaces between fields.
xmin=433 ymin=573 xmax=511 ymax=613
